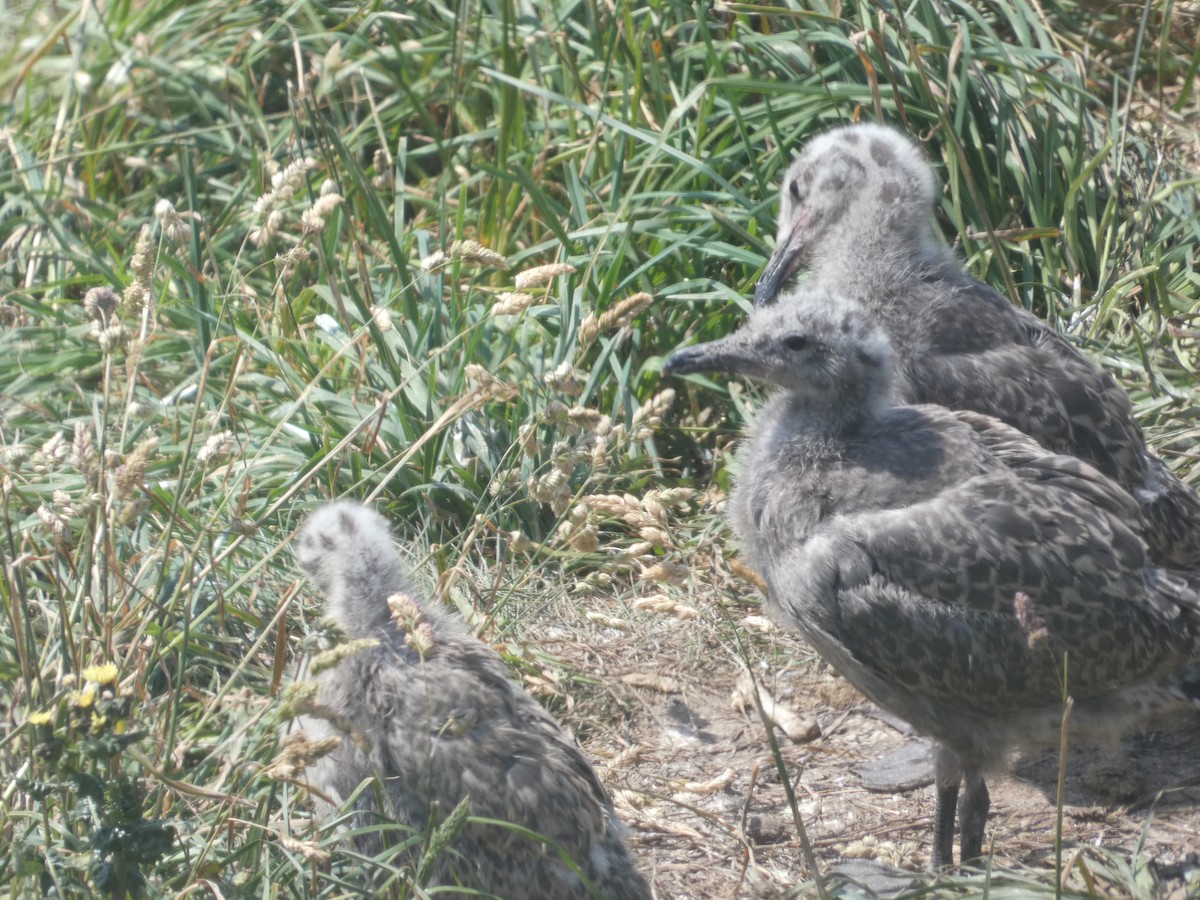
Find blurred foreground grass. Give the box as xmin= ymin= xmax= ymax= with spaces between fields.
xmin=0 ymin=0 xmax=1197 ymax=895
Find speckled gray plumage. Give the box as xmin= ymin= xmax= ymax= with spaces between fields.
xmin=754 ymin=122 xmax=1200 ymax=568
xmin=289 ymin=501 xmax=650 ymax=899
xmin=664 ymin=298 xmax=1200 ymax=868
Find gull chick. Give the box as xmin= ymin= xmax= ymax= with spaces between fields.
xmin=288 ymin=500 xmax=651 ymax=899
xmin=755 ymin=122 xmax=1200 ymax=569
xmin=665 ymin=297 xmax=1200 ymax=869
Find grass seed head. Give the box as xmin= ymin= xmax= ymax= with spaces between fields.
xmin=514 ymin=262 xmax=575 ymax=289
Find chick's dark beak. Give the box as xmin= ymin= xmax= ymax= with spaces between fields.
xmin=664 ymin=336 xmax=747 ymax=378
xmin=663 ymin=344 xmax=716 ymax=377
xmin=754 ymin=212 xmax=812 ymax=307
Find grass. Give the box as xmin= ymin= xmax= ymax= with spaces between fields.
xmin=0 ymin=0 xmax=1197 ymax=896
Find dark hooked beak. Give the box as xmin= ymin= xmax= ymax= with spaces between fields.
xmin=663 ymin=335 xmax=749 ymax=378
xmin=753 ymin=211 xmax=812 ymax=308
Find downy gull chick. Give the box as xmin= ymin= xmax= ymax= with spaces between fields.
xmin=664 ymin=297 xmax=1200 ymax=869
xmin=288 ymin=500 xmax=651 ymax=899
xmin=754 ymin=122 xmax=1200 ymax=569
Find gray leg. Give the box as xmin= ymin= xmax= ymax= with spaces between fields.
xmin=957 ymin=766 xmax=990 ymax=864
xmin=931 ymin=748 xmax=961 ymax=870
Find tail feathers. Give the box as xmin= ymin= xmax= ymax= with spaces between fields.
xmin=1140 ymin=456 xmax=1200 ymax=568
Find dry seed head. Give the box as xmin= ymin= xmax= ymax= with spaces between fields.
xmin=310 ymin=637 xmax=381 ymax=675
xmin=464 ymin=364 xmax=519 ymax=402
xmin=270 ymin=157 xmax=317 ymax=203
xmin=420 ymin=249 xmax=448 ymax=270
xmin=632 ymin=595 xmax=699 ymax=619
xmin=387 ymin=593 xmax=426 ymax=631
xmin=50 ymin=490 xmax=79 ymax=517
xmin=518 ymin=423 xmax=540 ymax=459
xmin=371 ymin=305 xmax=393 ymax=331
xmin=123 ymin=224 xmax=155 ymax=313
xmin=319 ymin=178 xmax=340 ymax=197
xmin=266 ymin=733 xmax=342 ymax=779
xmin=71 ymin=423 xmax=100 ymax=484
xmin=447 ymin=239 xmax=509 ymax=270
xmin=641 ymin=494 xmax=667 ymax=523
xmin=123 ymin=282 xmax=147 ymax=312
xmin=117 ymin=498 xmax=149 ymax=527
xmin=36 ymin=504 xmax=70 ymax=539
xmin=463 ymin=363 xmax=490 ymax=385
xmin=529 ymin=469 xmax=571 ymax=513
xmin=1 ymin=443 xmax=30 ymax=469
xmin=250 ymin=210 xmax=284 ymax=247
xmin=1014 ymin=591 xmax=1050 ymax=649
xmin=579 ymin=291 xmax=653 ymax=344
xmin=491 ymin=291 xmax=536 ymax=317
xmin=544 ymin=362 xmax=583 ymax=395
xmin=514 ymin=262 xmax=576 ymax=290
xmin=93 ymin=322 xmax=131 ymax=353
xmin=638 ymin=560 xmax=688 ymax=586
xmin=301 ymin=193 xmax=343 ymax=233
xmin=585 ymin=610 xmax=630 ymax=630
xmin=154 ymin=198 xmax=191 ymax=244
xmin=196 ymin=430 xmax=236 ymax=466
xmin=129 ymin=225 xmax=154 ymax=283
xmin=552 ymin=451 xmax=575 ymax=478
xmin=299 ymin=208 xmax=324 ymax=234
xmin=274 ymin=245 xmax=310 ymax=277
xmin=566 ymin=406 xmax=611 ymax=435
xmin=582 ymin=493 xmax=641 ymax=520
xmin=631 ymin=388 xmax=675 ymax=440
xmin=653 ymin=487 xmax=695 ymax=509
xmin=32 ymin=432 xmax=70 ymax=473
xmin=504 ymin=530 xmax=532 ymax=553
xmin=405 ymin=621 xmax=436 ymax=659
xmin=371 ymin=148 xmax=393 ymax=189
xmin=572 ymin=571 xmax=615 ymax=596
xmin=571 ymin=526 xmax=600 ymax=553
xmin=638 ymin=525 xmax=674 ymax=548
xmin=277 ymin=832 xmax=332 ymax=865
xmin=486 ymin=468 xmax=520 ymax=497
xmin=577 ymin=313 xmax=600 ymax=345
xmin=113 ymin=434 xmax=158 ymax=499
xmin=557 ymin=505 xmax=600 ymax=553
xmin=281 ymin=679 xmax=321 ymax=714
xmin=83 ymin=287 xmax=120 ymax=323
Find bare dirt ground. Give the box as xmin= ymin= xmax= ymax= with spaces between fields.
xmin=517 ymin=581 xmax=1200 ymax=900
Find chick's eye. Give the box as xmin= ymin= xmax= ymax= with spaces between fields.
xmin=788 ymin=180 xmax=803 ymax=202
xmin=783 ymin=335 xmax=809 ymax=352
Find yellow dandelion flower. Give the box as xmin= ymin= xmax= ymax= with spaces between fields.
xmin=27 ymin=710 xmax=56 ymax=726
xmin=70 ymin=685 xmax=96 ymax=709
xmin=83 ymin=663 xmax=119 ymax=687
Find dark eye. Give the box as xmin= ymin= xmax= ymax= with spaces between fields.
xmin=783 ymin=334 xmax=809 ymax=352
xmin=788 ymin=180 xmax=802 ymax=202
